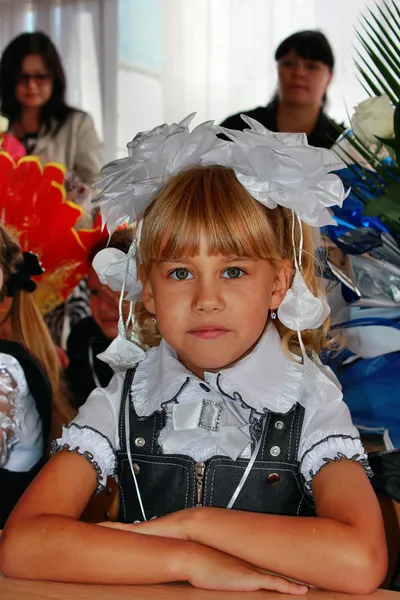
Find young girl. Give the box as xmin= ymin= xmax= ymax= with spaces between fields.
xmin=0 ymin=226 xmax=74 ymax=527
xmin=0 ymin=116 xmax=387 ymax=593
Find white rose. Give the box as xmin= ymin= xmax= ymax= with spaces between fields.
xmin=0 ymin=115 xmax=9 ymax=133
xmin=351 ymin=94 xmax=395 ymax=144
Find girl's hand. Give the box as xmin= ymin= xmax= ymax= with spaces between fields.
xmin=189 ymin=547 xmax=309 ymax=594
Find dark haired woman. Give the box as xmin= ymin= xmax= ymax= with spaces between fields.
xmin=0 ymin=31 xmax=103 ymax=185
xmin=221 ymin=30 xmax=342 ymax=149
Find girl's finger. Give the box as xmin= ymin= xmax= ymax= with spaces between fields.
xmin=259 ymin=574 xmax=309 ymax=595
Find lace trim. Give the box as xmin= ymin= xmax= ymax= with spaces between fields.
xmin=304 ymin=451 xmax=373 ymax=495
xmin=301 ymin=434 xmax=361 ymax=463
xmin=50 ymin=441 xmax=105 ymax=494
xmin=63 ymin=422 xmax=118 ymax=465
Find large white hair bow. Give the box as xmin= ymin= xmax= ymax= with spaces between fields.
xmin=203 ymin=115 xmax=349 ymax=227
xmin=93 ymin=114 xmax=223 ymax=232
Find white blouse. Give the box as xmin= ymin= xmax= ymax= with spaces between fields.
xmin=0 ymin=353 xmax=43 ymax=472
xmin=54 ymin=325 xmax=370 ymax=495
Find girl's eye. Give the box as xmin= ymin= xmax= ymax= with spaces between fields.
xmin=222 ymin=267 xmax=245 ymax=279
xmin=306 ymin=62 xmax=320 ymax=70
xmin=170 ymin=268 xmax=193 ymax=280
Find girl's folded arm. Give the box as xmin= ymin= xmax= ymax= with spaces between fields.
xmin=0 ymin=451 xmax=311 ymax=594
xmin=0 ymin=450 xmax=213 ymax=585
xmin=156 ymin=459 xmax=387 ymax=594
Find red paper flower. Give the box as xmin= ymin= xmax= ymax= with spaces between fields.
xmin=0 ymin=152 xmax=107 ymax=314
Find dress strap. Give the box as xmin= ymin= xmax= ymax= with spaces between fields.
xmin=257 ymin=403 xmax=305 ymax=462
xmin=118 ymin=367 xmax=136 ymax=454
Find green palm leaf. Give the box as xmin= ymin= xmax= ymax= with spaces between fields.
xmin=355 ymin=1 xmax=400 ymax=102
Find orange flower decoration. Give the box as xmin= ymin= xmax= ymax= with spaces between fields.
xmin=0 ymin=152 xmax=107 ymax=314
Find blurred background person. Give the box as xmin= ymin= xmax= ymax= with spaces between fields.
xmin=221 ymin=30 xmax=341 ymax=149
xmin=0 ymin=225 xmax=74 ymax=528
xmin=0 ymin=31 xmax=106 ymax=346
xmin=66 ymin=230 xmax=134 ymax=409
xmin=0 ymin=31 xmax=103 ymax=193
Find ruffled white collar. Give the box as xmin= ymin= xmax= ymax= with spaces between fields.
xmin=132 ymin=324 xmax=342 ymax=418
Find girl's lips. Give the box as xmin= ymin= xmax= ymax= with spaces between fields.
xmin=188 ymin=327 xmax=230 ymax=340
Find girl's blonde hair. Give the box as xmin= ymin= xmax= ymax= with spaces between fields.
xmin=0 ymin=226 xmax=74 ymax=440
xmin=135 ymin=165 xmax=331 ymax=356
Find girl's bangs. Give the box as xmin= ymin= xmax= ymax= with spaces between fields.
xmin=141 ymin=166 xmax=281 ymax=264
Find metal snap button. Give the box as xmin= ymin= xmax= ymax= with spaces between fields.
xmin=270 ymin=445 xmax=281 ymax=457
xmin=267 ymin=473 xmax=280 ymax=485
xmin=134 ymin=437 xmax=145 ymax=448
xmin=274 ymin=420 xmax=284 ymax=430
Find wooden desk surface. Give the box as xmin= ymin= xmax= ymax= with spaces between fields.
xmin=0 ymin=576 xmax=399 ymax=600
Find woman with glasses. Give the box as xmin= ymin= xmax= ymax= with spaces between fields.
xmin=0 ymin=31 xmax=103 ymax=186
xmin=0 ymin=32 xmax=104 ymax=347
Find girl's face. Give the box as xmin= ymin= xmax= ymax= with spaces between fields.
xmin=15 ymin=54 xmax=53 ymax=110
xmin=142 ymin=235 xmax=290 ymax=379
xmin=277 ymin=50 xmax=332 ymax=107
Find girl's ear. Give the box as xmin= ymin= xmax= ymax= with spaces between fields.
xmin=270 ymin=259 xmax=291 ymax=310
xmin=0 ymin=267 xmax=3 ymax=292
xmin=140 ymin=267 xmax=155 ymax=315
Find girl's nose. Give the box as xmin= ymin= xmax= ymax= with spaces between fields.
xmin=193 ymin=280 xmax=225 ymax=313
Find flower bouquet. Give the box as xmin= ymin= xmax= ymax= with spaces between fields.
xmin=325 ymin=0 xmax=400 ymax=448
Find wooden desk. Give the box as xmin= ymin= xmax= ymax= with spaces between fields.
xmin=0 ymin=576 xmax=399 ymax=600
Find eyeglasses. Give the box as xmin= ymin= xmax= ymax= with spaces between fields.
xmin=17 ymin=72 xmax=52 ymax=86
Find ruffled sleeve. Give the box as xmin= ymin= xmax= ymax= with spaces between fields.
xmin=51 ymin=372 xmax=124 ymax=492
xmin=299 ymin=401 xmax=372 ymax=495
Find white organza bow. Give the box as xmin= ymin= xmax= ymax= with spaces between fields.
xmin=278 ymin=271 xmax=331 ymax=331
xmin=93 ymin=113 xmax=348 ymax=232
xmin=93 ymin=114 xmax=223 ymax=232
xmin=93 ymin=247 xmax=142 ymax=301
xmin=204 ymin=115 xmax=349 ymax=227
xmin=97 ymin=335 xmax=146 ymax=371
xmin=160 ymin=399 xmax=251 ymax=460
